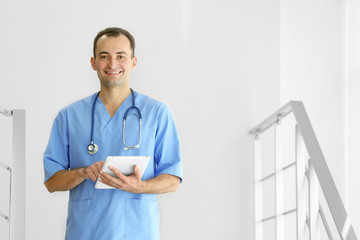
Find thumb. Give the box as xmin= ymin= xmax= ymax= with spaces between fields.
xmin=134 ymin=165 xmax=141 ymax=178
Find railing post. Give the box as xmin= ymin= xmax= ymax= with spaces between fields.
xmin=308 ymin=160 xmax=320 ymax=240
xmin=254 ymin=135 xmax=263 ymax=240
xmin=10 ymin=110 xmax=25 ymax=240
xmin=296 ymin=125 xmax=308 ymax=240
xmin=275 ymin=120 xmax=284 ymax=240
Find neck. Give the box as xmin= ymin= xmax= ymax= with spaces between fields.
xmin=98 ymin=85 xmax=131 ymax=118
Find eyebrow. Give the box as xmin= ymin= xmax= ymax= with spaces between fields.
xmin=98 ymin=51 xmax=128 ymax=56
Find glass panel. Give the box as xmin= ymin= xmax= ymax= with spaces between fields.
xmin=319 ymin=214 xmax=331 ymax=240
xmin=262 ymin=218 xmax=276 ymax=240
xmin=283 ymin=165 xmax=296 ymax=212
xmin=0 ymin=167 xmax=10 ymax=219
xmin=283 ymin=211 xmax=297 ymax=240
xmin=0 ymin=116 xmax=12 ymax=168
xmin=0 ymin=217 xmax=9 ymax=240
xmin=280 ymin=112 xmax=296 ymax=126
xmin=304 ymin=174 xmax=309 ymax=221
xmin=262 ymin=176 xmax=275 ymax=219
xmin=305 ymin=224 xmax=310 ymax=240
xmin=279 ymin=113 xmax=296 ymax=168
xmin=0 ymin=115 xmax=11 ymax=240
xmin=319 ymin=185 xmax=342 ymax=240
xmin=261 ymin=126 xmax=275 ymax=178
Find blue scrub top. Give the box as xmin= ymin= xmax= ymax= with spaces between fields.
xmin=43 ymin=91 xmax=183 ymax=240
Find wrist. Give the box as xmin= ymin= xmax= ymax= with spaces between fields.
xmin=138 ymin=180 xmax=149 ymax=194
xmin=78 ymin=167 xmax=87 ymax=180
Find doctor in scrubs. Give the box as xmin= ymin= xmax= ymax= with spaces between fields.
xmin=43 ymin=27 xmax=183 ymax=240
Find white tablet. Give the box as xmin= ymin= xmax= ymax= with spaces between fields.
xmin=95 ymin=156 xmax=150 ymax=189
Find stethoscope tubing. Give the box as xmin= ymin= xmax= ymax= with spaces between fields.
xmin=88 ymin=89 xmax=141 ymax=154
xmin=90 ymin=91 xmax=100 ymax=146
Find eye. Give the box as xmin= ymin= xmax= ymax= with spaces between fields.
xmin=99 ymin=55 xmax=108 ymax=59
xmin=118 ymin=55 xmax=125 ymax=59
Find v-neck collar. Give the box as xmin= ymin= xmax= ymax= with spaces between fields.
xmin=94 ymin=91 xmax=134 ymax=132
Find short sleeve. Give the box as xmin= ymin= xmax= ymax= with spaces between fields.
xmin=43 ymin=110 xmax=70 ymax=183
xmin=154 ymin=105 xmax=183 ymax=183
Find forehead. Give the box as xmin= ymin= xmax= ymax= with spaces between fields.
xmin=95 ymin=35 xmax=132 ymax=55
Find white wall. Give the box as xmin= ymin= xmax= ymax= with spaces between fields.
xmin=347 ymin=0 xmax=360 ymax=235
xmin=280 ymin=0 xmax=346 ymax=196
xmin=280 ymin=0 xmax=360 ymax=237
xmin=0 ymin=0 xmax=281 ymax=239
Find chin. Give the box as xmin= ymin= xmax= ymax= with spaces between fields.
xmin=102 ymin=79 xmax=127 ymax=88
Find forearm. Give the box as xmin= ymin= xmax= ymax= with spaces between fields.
xmin=44 ymin=168 xmax=86 ymax=193
xmin=141 ymin=174 xmax=181 ymax=194
xmin=45 ymin=161 xmax=104 ymax=193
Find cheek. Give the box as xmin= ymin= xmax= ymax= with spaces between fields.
xmin=97 ymin=63 xmax=108 ymax=71
xmin=124 ymin=59 xmax=135 ymax=67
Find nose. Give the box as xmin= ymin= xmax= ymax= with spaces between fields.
xmin=108 ymin=57 xmax=119 ymax=69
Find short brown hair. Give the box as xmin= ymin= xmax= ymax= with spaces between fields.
xmin=93 ymin=27 xmax=135 ymax=58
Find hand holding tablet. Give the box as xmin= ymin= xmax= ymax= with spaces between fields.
xmin=95 ymin=156 xmax=150 ymax=189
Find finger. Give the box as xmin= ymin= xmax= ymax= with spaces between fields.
xmin=84 ymin=167 xmax=96 ymax=181
xmin=99 ymin=172 xmax=112 ymax=185
xmin=100 ymin=171 xmax=120 ymax=185
xmin=99 ymin=176 xmax=111 ymax=186
xmin=100 ymin=172 xmax=123 ymax=188
xmin=109 ymin=166 xmax=127 ymax=182
xmin=89 ymin=161 xmax=104 ymax=181
xmin=133 ymin=165 xmax=141 ymax=179
xmin=92 ymin=161 xmax=104 ymax=174
xmin=96 ymin=161 xmax=104 ymax=170
xmin=88 ymin=170 xmax=100 ymax=182
xmin=87 ymin=170 xmax=98 ymax=182
xmin=99 ymin=171 xmax=112 ymax=182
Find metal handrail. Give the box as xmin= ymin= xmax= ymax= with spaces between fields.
xmin=0 ymin=162 xmax=11 ymax=171
xmin=0 ymin=107 xmax=13 ymax=116
xmin=249 ymin=101 xmax=358 ymax=240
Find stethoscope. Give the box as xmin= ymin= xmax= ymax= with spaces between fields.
xmin=87 ymin=88 xmax=142 ymax=154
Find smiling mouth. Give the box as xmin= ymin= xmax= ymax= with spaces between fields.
xmin=104 ymin=70 xmax=123 ymax=75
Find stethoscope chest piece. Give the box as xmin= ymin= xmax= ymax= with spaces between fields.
xmin=88 ymin=142 xmax=98 ymax=155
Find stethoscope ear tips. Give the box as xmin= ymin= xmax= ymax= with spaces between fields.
xmin=88 ymin=142 xmax=98 ymax=155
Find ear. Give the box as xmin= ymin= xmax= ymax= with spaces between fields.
xmin=131 ymin=56 xmax=137 ymax=69
xmin=90 ymin=57 xmax=96 ymax=70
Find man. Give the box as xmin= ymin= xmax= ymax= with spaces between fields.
xmin=43 ymin=27 xmax=183 ymax=240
